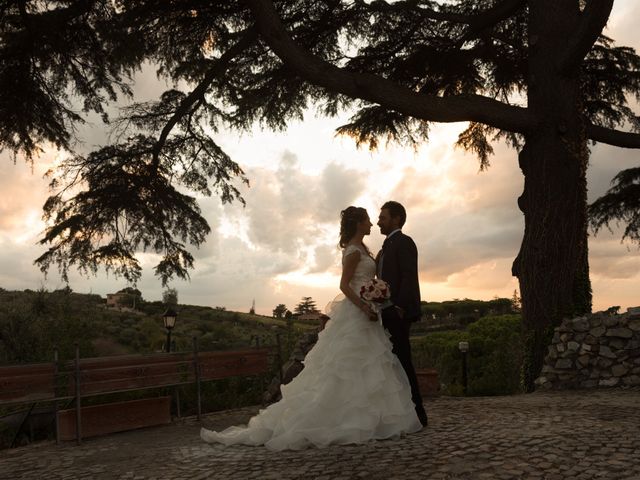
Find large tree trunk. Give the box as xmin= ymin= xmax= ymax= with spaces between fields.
xmin=513 ymin=0 xmax=592 ymax=392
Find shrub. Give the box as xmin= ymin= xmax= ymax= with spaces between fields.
xmin=466 ymin=315 xmax=523 ymax=395
xmin=412 ymin=314 xmax=523 ymax=396
xmin=118 ymin=327 xmax=139 ymax=348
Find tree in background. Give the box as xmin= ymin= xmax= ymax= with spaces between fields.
xmin=162 ymin=287 xmax=178 ymax=306
xmin=294 ymin=297 xmax=319 ymax=315
xmin=2 ymin=1 xmax=640 ymax=389
xmin=272 ymin=304 xmax=290 ymax=318
xmin=0 ymin=289 xmax=96 ymax=363
xmin=421 ymin=297 xmax=517 ymax=324
xmin=511 ymin=290 xmax=522 ymax=313
xmin=589 ymin=168 xmax=640 ymax=246
xmin=116 ymin=287 xmax=142 ymax=309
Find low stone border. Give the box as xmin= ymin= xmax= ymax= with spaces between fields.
xmin=536 ymin=307 xmax=640 ymax=389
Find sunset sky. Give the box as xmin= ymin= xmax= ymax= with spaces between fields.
xmin=1 ymin=3 xmax=639 ymax=316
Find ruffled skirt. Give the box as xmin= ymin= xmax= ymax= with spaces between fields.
xmin=200 ymin=296 xmax=422 ymax=450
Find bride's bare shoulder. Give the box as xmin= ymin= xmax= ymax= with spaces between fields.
xmin=343 ymin=243 xmax=362 ymax=258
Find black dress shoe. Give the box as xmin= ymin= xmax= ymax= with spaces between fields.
xmin=416 ymin=410 xmax=429 ymax=427
xmin=418 ymin=413 xmax=428 ymax=427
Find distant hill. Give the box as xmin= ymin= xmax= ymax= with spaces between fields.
xmin=0 ymin=288 xmax=315 ymax=365
xmin=0 ymin=288 xmax=519 ymax=365
xmin=414 ymin=296 xmax=519 ymax=335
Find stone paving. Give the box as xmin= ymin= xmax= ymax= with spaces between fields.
xmin=1 ymin=389 xmax=639 ymax=480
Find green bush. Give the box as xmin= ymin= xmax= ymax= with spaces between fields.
xmin=118 ymin=327 xmax=140 ymax=347
xmin=0 ymin=291 xmax=97 ymax=363
xmin=412 ymin=314 xmax=523 ymax=396
xmin=466 ymin=315 xmax=523 ymax=395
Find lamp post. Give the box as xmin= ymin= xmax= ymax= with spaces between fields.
xmin=163 ymin=308 xmax=178 ymax=353
xmin=458 ymin=341 xmax=469 ymax=395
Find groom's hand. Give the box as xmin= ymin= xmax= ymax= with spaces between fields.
xmin=395 ymin=306 xmax=405 ymax=319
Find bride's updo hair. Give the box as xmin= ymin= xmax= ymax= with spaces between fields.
xmin=339 ymin=207 xmax=372 ymax=255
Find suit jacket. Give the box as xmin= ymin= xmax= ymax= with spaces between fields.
xmin=376 ymin=231 xmax=422 ymax=321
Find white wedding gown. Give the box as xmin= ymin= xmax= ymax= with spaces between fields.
xmin=200 ymin=244 xmax=422 ymax=450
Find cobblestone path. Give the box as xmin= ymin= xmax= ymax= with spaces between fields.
xmin=1 ymin=389 xmax=638 ymax=479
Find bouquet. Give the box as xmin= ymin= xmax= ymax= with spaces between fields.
xmin=359 ymin=279 xmax=393 ymax=315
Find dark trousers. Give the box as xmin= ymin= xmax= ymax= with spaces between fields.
xmin=381 ymin=308 xmax=427 ymax=420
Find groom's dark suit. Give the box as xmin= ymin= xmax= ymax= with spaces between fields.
xmin=377 ymin=231 xmax=428 ymax=426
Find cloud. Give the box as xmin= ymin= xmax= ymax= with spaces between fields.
xmin=162 ymin=235 xmax=336 ymax=314
xmin=416 ymin=212 xmax=522 ymax=282
xmin=0 ymin=151 xmax=53 ymax=233
xmin=236 ymin=151 xmax=366 ymax=255
xmin=317 ymin=162 xmax=368 ymax=222
xmin=446 ymin=258 xmax=520 ymax=291
xmin=384 ymin=140 xmax=524 ymax=282
xmin=608 ymin=3 xmax=640 ymax=49
xmin=590 ymin=255 xmax=640 ymax=280
xmin=309 ymin=244 xmax=341 ymax=274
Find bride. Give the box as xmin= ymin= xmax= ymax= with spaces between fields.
xmin=200 ymin=206 xmax=422 ymax=450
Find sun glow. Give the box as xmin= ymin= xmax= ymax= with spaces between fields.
xmin=217 ymin=215 xmax=256 ymax=249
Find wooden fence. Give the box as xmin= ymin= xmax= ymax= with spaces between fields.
xmin=0 ymin=339 xmax=278 ymax=445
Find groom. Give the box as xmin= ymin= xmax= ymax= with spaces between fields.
xmin=376 ymin=201 xmax=428 ymax=427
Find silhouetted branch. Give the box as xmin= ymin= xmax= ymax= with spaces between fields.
xmin=587 ymin=123 xmax=640 ymax=148
xmin=246 ymin=0 xmax=536 ymax=133
xmin=558 ymin=0 xmax=614 ymax=74
xmin=151 ymin=28 xmax=257 ymax=167
xmin=456 ymin=0 xmax=527 ymax=45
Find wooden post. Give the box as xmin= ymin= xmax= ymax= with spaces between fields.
xmin=255 ymin=336 xmax=265 ymax=397
xmin=175 ymin=389 xmax=181 ymax=419
xmin=193 ymin=337 xmax=202 ymax=420
xmin=74 ymin=344 xmax=82 ymax=445
xmin=53 ymin=348 xmax=59 ymax=445
xmin=462 ymin=350 xmax=468 ymax=395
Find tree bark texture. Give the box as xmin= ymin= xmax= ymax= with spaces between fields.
xmin=513 ymin=0 xmax=592 ymax=391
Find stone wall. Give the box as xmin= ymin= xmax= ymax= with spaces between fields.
xmin=535 ymin=307 xmax=640 ymax=389
xmin=262 ymin=331 xmax=319 ymax=403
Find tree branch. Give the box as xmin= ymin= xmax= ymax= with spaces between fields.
xmin=355 ymin=0 xmax=472 ymax=24
xmin=152 ymin=28 xmax=257 ymax=166
xmin=357 ymin=0 xmax=527 ymax=46
xmin=245 ymin=0 xmax=537 ymax=133
xmin=358 ymin=0 xmax=524 ymax=28
xmin=17 ymin=0 xmax=96 ymax=26
xmin=557 ymin=0 xmax=614 ymax=75
xmin=457 ymin=0 xmax=527 ymax=45
xmin=587 ymin=123 xmax=640 ymax=148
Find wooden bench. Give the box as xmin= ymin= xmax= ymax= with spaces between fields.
xmin=0 ymin=345 xmax=274 ymax=444
xmin=0 ymin=363 xmax=57 ymax=405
